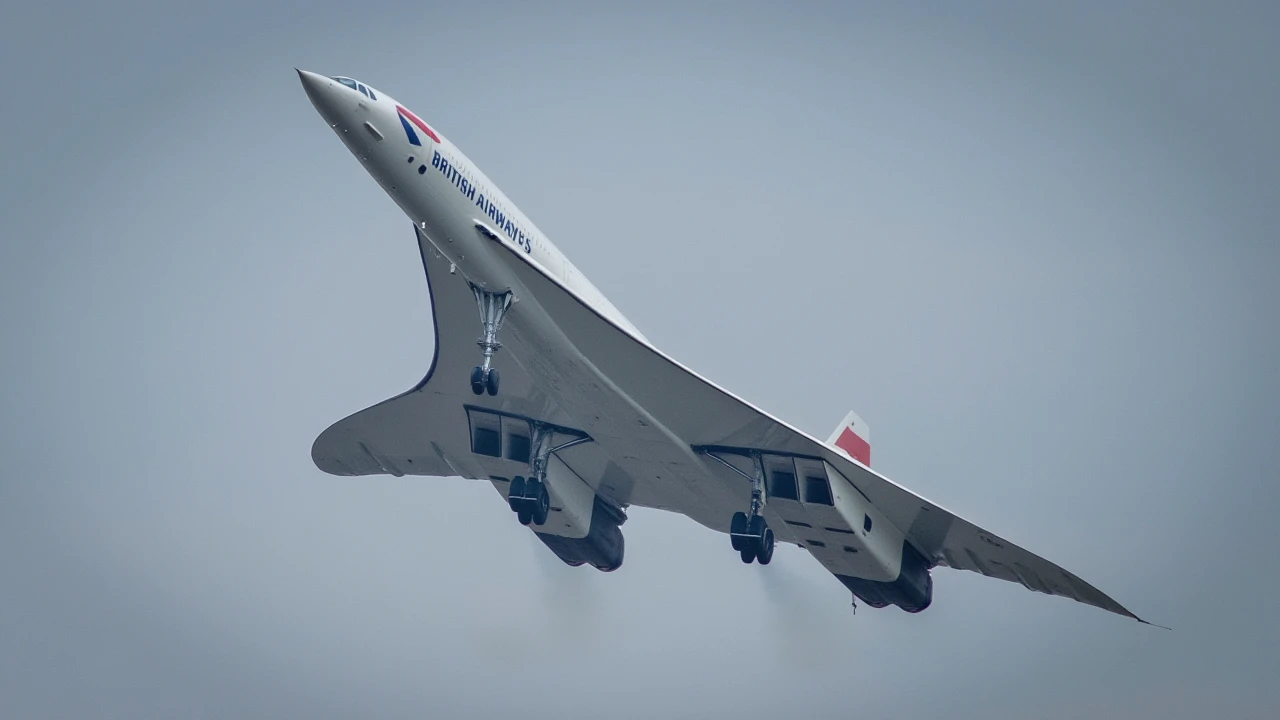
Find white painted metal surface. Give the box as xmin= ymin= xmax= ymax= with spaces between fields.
xmin=298 ymin=70 xmax=1148 ymax=622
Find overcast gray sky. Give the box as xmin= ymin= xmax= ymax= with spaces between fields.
xmin=3 ymin=1 xmax=1278 ymax=718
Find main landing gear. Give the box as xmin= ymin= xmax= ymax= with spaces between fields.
xmin=504 ymin=422 xmax=590 ymax=528
xmin=507 ymin=474 xmax=550 ymax=526
xmin=728 ymin=452 xmax=774 ymax=565
xmin=731 ymin=512 xmax=774 ymax=564
xmin=470 ymin=283 xmax=512 ymax=396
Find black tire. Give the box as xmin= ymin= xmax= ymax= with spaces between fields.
xmin=747 ymin=514 xmax=768 ymax=539
xmin=485 ymin=367 xmax=500 ymax=396
xmin=729 ymin=511 xmax=748 ymax=551
xmin=508 ymin=476 xmax=526 ymax=511
xmin=532 ymin=481 xmax=550 ymax=526
xmin=470 ymin=366 xmax=484 ymax=395
xmin=757 ymin=527 xmax=775 ymax=565
xmin=523 ymin=477 xmax=546 ymax=523
xmin=517 ymin=507 xmax=533 ymax=525
xmin=740 ymin=547 xmax=756 ymax=564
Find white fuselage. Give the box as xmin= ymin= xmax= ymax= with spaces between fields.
xmin=298 ymin=71 xmax=644 ymax=341
xmin=298 ymin=73 xmax=1148 ymax=622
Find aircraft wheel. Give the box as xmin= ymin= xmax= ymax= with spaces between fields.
xmin=740 ymin=547 xmax=756 ymax=564
xmin=517 ymin=507 xmax=533 ymax=526
xmin=532 ymin=480 xmax=550 ymax=526
xmin=524 ymin=478 xmax=547 ymax=524
xmin=729 ymin=511 xmax=748 ymax=551
xmin=470 ymin=366 xmax=485 ymax=395
xmin=485 ymin=367 xmax=500 ymax=396
xmin=757 ymin=527 xmax=775 ymax=565
xmin=508 ymin=476 xmax=526 ymax=511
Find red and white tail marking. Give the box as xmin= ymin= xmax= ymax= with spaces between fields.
xmin=827 ymin=410 xmax=871 ymax=467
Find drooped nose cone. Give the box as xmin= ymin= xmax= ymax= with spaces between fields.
xmin=297 ymin=69 xmax=344 ymax=124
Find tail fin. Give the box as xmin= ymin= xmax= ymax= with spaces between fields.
xmin=827 ymin=410 xmax=871 ymax=466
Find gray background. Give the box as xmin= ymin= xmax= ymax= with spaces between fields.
xmin=3 ymin=1 xmax=1277 ymax=718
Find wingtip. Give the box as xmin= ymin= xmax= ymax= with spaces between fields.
xmin=1136 ymin=617 xmax=1172 ymax=631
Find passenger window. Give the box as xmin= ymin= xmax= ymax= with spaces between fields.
xmin=863 ymin=514 xmax=873 ymax=532
xmin=804 ymin=476 xmax=834 ymax=506
xmin=768 ymin=470 xmax=798 ymax=501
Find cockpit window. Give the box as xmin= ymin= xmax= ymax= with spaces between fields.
xmin=331 ymin=76 xmax=377 ymax=101
xmin=327 ymin=76 xmax=376 ymax=101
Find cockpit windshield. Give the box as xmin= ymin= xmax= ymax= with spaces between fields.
xmin=332 ymin=76 xmax=377 ymax=101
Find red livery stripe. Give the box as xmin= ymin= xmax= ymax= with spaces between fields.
xmin=835 ymin=427 xmax=870 ymax=466
xmin=396 ymin=105 xmax=440 ymax=144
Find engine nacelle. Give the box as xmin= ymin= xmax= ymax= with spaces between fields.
xmin=530 ymin=454 xmax=625 ymax=571
xmin=536 ymin=496 xmax=625 ymax=572
xmin=835 ymin=541 xmax=933 ymax=613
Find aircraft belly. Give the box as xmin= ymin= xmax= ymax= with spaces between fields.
xmin=302 ymin=72 xmax=1149 ymax=621
xmin=313 ymin=228 xmax=727 ymax=526
xmin=496 ymin=308 xmax=731 ymax=525
xmin=316 ymin=216 xmax=915 ymax=568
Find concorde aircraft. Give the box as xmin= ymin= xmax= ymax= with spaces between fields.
xmin=298 ymin=70 xmax=1150 ymax=621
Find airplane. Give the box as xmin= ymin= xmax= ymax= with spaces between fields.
xmin=297 ymin=69 xmax=1152 ymax=622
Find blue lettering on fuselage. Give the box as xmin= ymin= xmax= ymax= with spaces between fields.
xmin=430 ymin=150 xmax=529 ymax=252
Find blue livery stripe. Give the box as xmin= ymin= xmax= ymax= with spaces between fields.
xmin=399 ymin=115 xmax=421 ymax=146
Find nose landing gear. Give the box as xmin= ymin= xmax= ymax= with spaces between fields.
xmin=470 ymin=283 xmax=512 ymax=396
xmin=470 ymin=366 xmax=500 ymax=397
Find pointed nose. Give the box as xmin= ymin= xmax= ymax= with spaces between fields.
xmin=297 ymin=69 xmax=342 ymax=122
xmin=296 ymin=68 xmax=330 ymax=104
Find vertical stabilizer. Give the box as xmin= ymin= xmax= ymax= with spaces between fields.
xmin=827 ymin=410 xmax=871 ymax=466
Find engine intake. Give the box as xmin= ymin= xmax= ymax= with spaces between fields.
xmin=835 ymin=541 xmax=934 ymax=613
xmin=536 ymin=496 xmax=625 ymax=572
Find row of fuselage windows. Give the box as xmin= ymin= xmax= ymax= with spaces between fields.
xmin=334 ymin=76 xmax=377 ymax=101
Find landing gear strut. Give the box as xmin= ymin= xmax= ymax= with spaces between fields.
xmin=727 ymin=451 xmax=774 ymax=565
xmin=470 ymin=283 xmax=512 ymax=396
xmin=505 ymin=422 xmax=591 ymax=528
